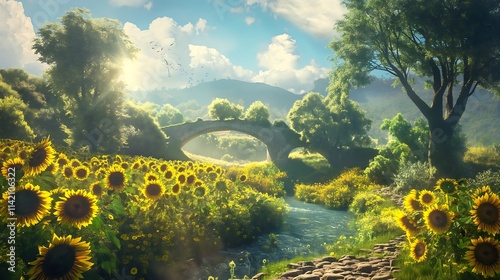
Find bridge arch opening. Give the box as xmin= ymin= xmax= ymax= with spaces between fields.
xmin=182 ymin=131 xmax=270 ymax=164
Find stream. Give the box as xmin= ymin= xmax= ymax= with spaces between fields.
xmin=194 ymin=197 xmax=355 ymax=280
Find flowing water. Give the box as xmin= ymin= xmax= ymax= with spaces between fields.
xmin=194 ymin=197 xmax=355 ymax=280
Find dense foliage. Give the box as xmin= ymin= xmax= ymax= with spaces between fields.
xmin=331 ymin=0 xmax=500 ymax=177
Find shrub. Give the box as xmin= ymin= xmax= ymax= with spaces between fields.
xmin=466 ymin=169 xmax=500 ymax=193
xmin=393 ymin=160 xmax=436 ymax=193
xmin=295 ymin=168 xmax=378 ymax=210
xmin=349 ymin=191 xmax=386 ymax=215
xmin=464 ymin=146 xmax=500 ymax=167
xmin=226 ymin=163 xmax=287 ymax=196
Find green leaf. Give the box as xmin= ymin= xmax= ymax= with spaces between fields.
xmin=101 ymin=259 xmax=115 ymax=274
xmin=88 ymin=216 xmax=104 ymax=231
xmin=104 ymin=228 xmax=121 ymax=249
xmin=32 ymin=170 xmax=57 ymax=190
xmin=111 ymin=198 xmax=126 ymax=216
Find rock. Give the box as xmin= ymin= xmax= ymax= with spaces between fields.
xmin=251 ymin=272 xmax=266 ymax=279
xmin=371 ymin=272 xmax=394 ymax=280
xmin=293 ymin=275 xmax=320 ymax=280
xmin=281 ymin=269 xmax=303 ymax=278
xmin=320 ymin=256 xmax=338 ymax=262
xmin=320 ymin=273 xmax=344 ymax=280
xmin=357 ymin=263 xmax=373 ymax=273
xmin=298 ymin=265 xmax=316 ymax=273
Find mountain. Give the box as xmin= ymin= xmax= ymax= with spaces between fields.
xmin=128 ymin=78 xmax=500 ymax=146
xmin=129 ymin=79 xmax=302 ymax=120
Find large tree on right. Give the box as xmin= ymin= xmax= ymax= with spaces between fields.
xmin=331 ymin=0 xmax=500 ymax=177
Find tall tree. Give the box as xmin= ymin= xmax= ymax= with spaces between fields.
xmin=287 ymin=92 xmax=371 ymax=166
xmin=33 ymin=8 xmax=137 ymax=152
xmin=330 ymin=0 xmax=500 ymax=176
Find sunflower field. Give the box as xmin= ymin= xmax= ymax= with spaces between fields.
xmin=0 ymin=138 xmax=288 ymax=280
xmin=395 ymin=178 xmax=500 ymax=279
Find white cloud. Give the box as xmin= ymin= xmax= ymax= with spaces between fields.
xmin=121 ymin=17 xmax=253 ymax=91
xmin=109 ymin=0 xmax=149 ymax=7
xmin=246 ymin=0 xmax=346 ymax=39
xmin=245 ymin=17 xmax=256 ymax=25
xmin=253 ymin=33 xmax=329 ymax=93
xmin=144 ymin=2 xmax=153 ymax=10
xmin=0 ymin=0 xmax=46 ymax=75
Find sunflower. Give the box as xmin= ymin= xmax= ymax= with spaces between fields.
xmin=465 ymin=236 xmax=500 ymax=278
xmin=186 ymin=173 xmax=196 ymax=185
xmin=45 ymin=162 xmax=59 ymax=175
xmin=164 ymin=169 xmax=174 ymax=180
xmin=424 ymin=204 xmax=454 ymax=234
xmin=25 ymin=137 xmax=56 ymax=176
xmin=143 ymin=180 xmax=165 ymax=200
xmin=193 ymin=185 xmax=208 ymax=198
xmin=419 ymin=190 xmax=435 ymax=207
xmin=73 ymin=165 xmax=90 ymax=181
xmin=27 ymin=233 xmax=93 ymax=280
xmin=159 ymin=163 xmax=168 ymax=172
xmin=177 ymin=173 xmax=186 ymax=185
xmin=56 ymin=153 xmax=69 ymax=168
xmin=90 ymin=182 xmax=104 ymax=197
xmin=105 ymin=165 xmax=127 ymax=190
xmin=171 ymin=183 xmax=181 ymax=195
xmin=144 ymin=171 xmax=159 ymax=182
xmin=70 ymin=158 xmax=82 ymax=168
xmin=239 ymin=174 xmax=247 ymax=182
xmin=404 ymin=190 xmax=422 ymax=212
xmin=1 ymin=157 xmax=24 ymax=179
xmin=473 ymin=186 xmax=493 ymax=199
xmin=0 ymin=183 xmax=52 ymax=227
xmin=410 ymin=239 xmax=427 ymax=263
xmin=131 ymin=160 xmax=141 ymax=170
xmin=435 ymin=178 xmax=458 ymax=194
xmin=121 ymin=161 xmax=129 ymax=169
xmin=55 ymin=189 xmax=98 ymax=229
xmin=395 ymin=211 xmax=419 ymax=236
xmin=471 ymin=192 xmax=500 ymax=235
xmin=61 ymin=164 xmax=73 ymax=180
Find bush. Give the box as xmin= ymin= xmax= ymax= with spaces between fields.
xmin=464 ymin=146 xmax=500 ymax=167
xmin=349 ymin=191 xmax=386 ymax=215
xmin=295 ymin=168 xmax=378 ymax=210
xmin=393 ymin=160 xmax=436 ymax=193
xmin=226 ymin=163 xmax=287 ymax=196
xmin=465 ymin=169 xmax=500 ymax=193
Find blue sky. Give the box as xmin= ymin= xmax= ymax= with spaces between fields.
xmin=1 ymin=0 xmax=347 ymax=93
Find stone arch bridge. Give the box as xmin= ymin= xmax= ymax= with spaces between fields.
xmin=161 ymin=119 xmax=304 ymax=166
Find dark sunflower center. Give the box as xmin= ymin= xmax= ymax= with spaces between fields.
xmin=29 ymin=147 xmax=47 ymax=167
xmin=164 ymin=171 xmax=173 ymax=179
xmin=92 ymin=184 xmax=103 ymax=195
xmin=147 ymin=175 xmax=156 ymax=181
xmin=147 ymin=184 xmax=161 ymax=196
xmin=475 ymin=243 xmax=499 ymax=266
xmin=414 ymin=243 xmax=425 ymax=257
xmin=108 ymin=172 xmax=124 ymax=187
xmin=64 ymin=167 xmax=73 ymax=178
xmin=187 ymin=175 xmax=195 ymax=184
xmin=178 ymin=175 xmax=186 ymax=183
xmin=411 ymin=199 xmax=422 ymax=210
xmin=64 ymin=195 xmax=91 ymax=219
xmin=172 ymin=184 xmax=180 ymax=194
xmin=402 ymin=217 xmax=418 ymax=231
xmin=429 ymin=210 xmax=448 ymax=228
xmin=421 ymin=194 xmax=433 ymax=204
xmin=76 ymin=169 xmax=87 ymax=178
xmin=194 ymin=187 xmax=206 ymax=197
xmin=58 ymin=158 xmax=68 ymax=167
xmin=15 ymin=190 xmax=41 ymax=216
xmin=42 ymin=244 xmax=76 ymax=278
xmin=477 ymin=203 xmax=499 ymax=225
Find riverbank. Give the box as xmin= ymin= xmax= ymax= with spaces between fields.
xmin=266 ymin=235 xmax=405 ymax=280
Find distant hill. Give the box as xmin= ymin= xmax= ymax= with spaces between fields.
xmin=128 ymin=78 xmax=500 ymax=146
xmin=129 ymin=79 xmax=301 ymax=120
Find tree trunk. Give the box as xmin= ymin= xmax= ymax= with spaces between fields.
xmin=428 ymin=119 xmax=464 ymax=178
